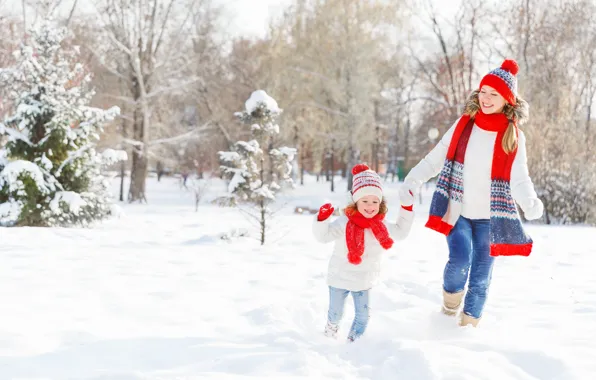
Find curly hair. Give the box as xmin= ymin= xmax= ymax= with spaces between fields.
xmin=344 ymin=197 xmax=388 ymax=215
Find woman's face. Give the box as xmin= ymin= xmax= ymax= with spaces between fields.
xmin=356 ymin=195 xmax=380 ymax=218
xmin=479 ymin=85 xmax=507 ymax=114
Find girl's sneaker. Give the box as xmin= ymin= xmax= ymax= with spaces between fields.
xmin=324 ymin=322 xmax=339 ymax=339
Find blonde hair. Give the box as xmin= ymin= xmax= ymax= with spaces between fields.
xmin=465 ymin=90 xmax=529 ymax=154
xmin=501 ymin=103 xmax=518 ymax=154
xmin=345 ymin=197 xmax=388 ymax=215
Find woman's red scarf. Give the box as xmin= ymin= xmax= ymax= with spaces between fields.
xmin=344 ymin=209 xmax=393 ymax=265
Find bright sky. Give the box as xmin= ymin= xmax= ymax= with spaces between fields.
xmin=217 ymin=0 xmax=294 ymax=38
xmin=1 ymin=0 xmax=293 ymax=38
xmin=2 ymin=0 xmax=463 ymax=39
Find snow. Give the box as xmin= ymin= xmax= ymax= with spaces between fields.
xmin=49 ymin=191 xmax=87 ymax=214
xmin=0 ymin=175 xmax=594 ymax=379
xmin=219 ymin=151 xmax=241 ymax=162
xmin=0 ymin=149 xmax=7 ymax=167
xmin=0 ymin=199 xmax=22 ymax=225
xmin=39 ymin=153 xmax=53 ymax=170
xmin=236 ymin=140 xmax=261 ymax=154
xmin=0 ymin=160 xmax=49 ymax=194
xmin=276 ymin=146 xmax=297 ymax=161
xmin=254 ymin=184 xmax=276 ymax=200
xmin=2 ymin=124 xmax=34 ymax=146
xmin=244 ymin=90 xmax=282 ymax=114
xmin=101 ymin=148 xmax=128 ymax=165
xmin=228 ymin=170 xmax=247 ymax=193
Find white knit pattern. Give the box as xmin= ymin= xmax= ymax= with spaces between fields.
xmin=352 ymin=170 xmax=383 ymax=202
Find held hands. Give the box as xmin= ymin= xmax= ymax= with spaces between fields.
xmin=317 ymin=203 xmax=335 ymax=221
xmin=399 ymin=184 xmax=415 ymax=207
xmin=523 ymin=198 xmax=544 ymax=220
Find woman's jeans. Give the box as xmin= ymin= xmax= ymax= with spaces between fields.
xmin=327 ymin=286 xmax=370 ymax=340
xmin=443 ymin=216 xmax=495 ymax=319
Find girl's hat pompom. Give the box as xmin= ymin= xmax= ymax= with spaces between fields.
xmin=352 ymin=163 xmax=370 ymax=175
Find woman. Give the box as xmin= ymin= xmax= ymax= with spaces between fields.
xmin=400 ymin=59 xmax=543 ymax=327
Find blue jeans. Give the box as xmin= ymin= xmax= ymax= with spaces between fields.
xmin=327 ymin=286 xmax=370 ymax=340
xmin=443 ymin=217 xmax=495 ymax=319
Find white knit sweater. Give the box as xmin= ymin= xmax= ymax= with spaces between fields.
xmin=312 ymin=207 xmax=414 ymax=291
xmin=405 ymin=118 xmax=539 ymax=219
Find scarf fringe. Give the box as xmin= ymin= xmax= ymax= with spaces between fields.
xmin=425 ymin=216 xmax=454 ymax=236
xmin=490 ymin=243 xmax=533 ymax=257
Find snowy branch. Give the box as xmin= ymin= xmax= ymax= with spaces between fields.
xmin=148 ymin=122 xmax=212 ymax=146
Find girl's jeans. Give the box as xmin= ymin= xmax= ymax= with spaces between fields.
xmin=444 ymin=216 xmax=495 ymax=319
xmin=327 ymin=286 xmax=370 ymax=340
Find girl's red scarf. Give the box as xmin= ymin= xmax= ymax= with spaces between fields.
xmin=344 ymin=209 xmax=393 ymax=265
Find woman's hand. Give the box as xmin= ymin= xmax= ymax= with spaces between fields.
xmin=399 ymin=185 xmax=415 ymax=207
xmin=317 ymin=203 xmax=335 ymax=221
xmin=524 ymin=198 xmax=544 ymax=220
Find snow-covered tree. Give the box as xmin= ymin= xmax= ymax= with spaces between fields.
xmin=218 ymin=90 xmax=296 ymax=245
xmin=0 ymin=17 xmax=125 ymax=227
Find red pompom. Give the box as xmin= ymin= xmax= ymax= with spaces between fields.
xmin=501 ymin=59 xmax=519 ymax=75
xmin=352 ymin=163 xmax=370 ymax=175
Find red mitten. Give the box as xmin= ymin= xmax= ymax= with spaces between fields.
xmin=317 ymin=203 xmax=335 ymax=221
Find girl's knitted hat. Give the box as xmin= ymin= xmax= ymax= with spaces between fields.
xmin=351 ymin=164 xmax=383 ymax=202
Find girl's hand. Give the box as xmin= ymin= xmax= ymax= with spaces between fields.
xmin=317 ymin=203 xmax=335 ymax=221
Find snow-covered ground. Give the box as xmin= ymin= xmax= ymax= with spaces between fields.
xmin=0 ymin=175 xmax=594 ymax=380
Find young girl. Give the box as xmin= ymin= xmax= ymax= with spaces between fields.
xmin=313 ymin=163 xmax=414 ymax=342
xmin=400 ymin=59 xmax=543 ymax=327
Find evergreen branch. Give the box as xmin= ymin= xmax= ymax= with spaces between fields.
xmin=1 ymin=124 xmax=34 ymax=146
xmin=55 ymin=145 xmax=93 ymax=176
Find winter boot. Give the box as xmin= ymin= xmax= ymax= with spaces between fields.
xmin=324 ymin=321 xmax=339 ymax=339
xmin=442 ymin=290 xmax=464 ymax=316
xmin=459 ymin=313 xmax=480 ymax=327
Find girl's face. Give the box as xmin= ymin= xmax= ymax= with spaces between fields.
xmin=356 ymin=195 xmax=381 ymax=218
xmin=479 ymin=85 xmax=507 ymax=114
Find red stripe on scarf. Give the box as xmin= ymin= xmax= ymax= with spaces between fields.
xmin=490 ymin=243 xmax=533 ymax=257
xmin=425 ymin=215 xmax=454 ymax=235
xmin=345 ymin=209 xmax=393 ymax=265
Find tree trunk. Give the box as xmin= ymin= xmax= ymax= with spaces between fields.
xmin=330 ymin=146 xmax=335 ymax=192
xmin=300 ymin=143 xmax=305 ymax=185
xmin=403 ymin=114 xmax=411 ymax=171
xmin=325 ymin=151 xmax=330 ymax=181
xmin=259 ymin=156 xmax=266 ymax=245
xmin=128 ymin=107 xmax=148 ymax=203
xmin=119 ymin=160 xmax=125 ymax=202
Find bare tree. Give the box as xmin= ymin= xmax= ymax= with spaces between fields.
xmin=92 ymin=0 xmax=204 ymax=203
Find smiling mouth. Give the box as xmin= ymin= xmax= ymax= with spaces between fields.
xmin=482 ymin=102 xmax=493 ymax=108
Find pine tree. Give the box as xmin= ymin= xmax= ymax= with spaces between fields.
xmin=0 ymin=17 xmax=125 ymax=227
xmin=218 ymin=90 xmax=296 ymax=244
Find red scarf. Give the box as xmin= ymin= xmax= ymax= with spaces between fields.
xmin=345 ymin=209 xmax=393 ymax=265
xmin=474 ymin=109 xmax=509 ymax=132
xmin=426 ymin=110 xmax=534 ymax=256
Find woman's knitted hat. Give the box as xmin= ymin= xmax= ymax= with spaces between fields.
xmin=479 ymin=59 xmax=519 ymax=105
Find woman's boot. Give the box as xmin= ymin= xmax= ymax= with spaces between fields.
xmin=442 ymin=290 xmax=464 ymax=316
xmin=459 ymin=313 xmax=480 ymax=327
